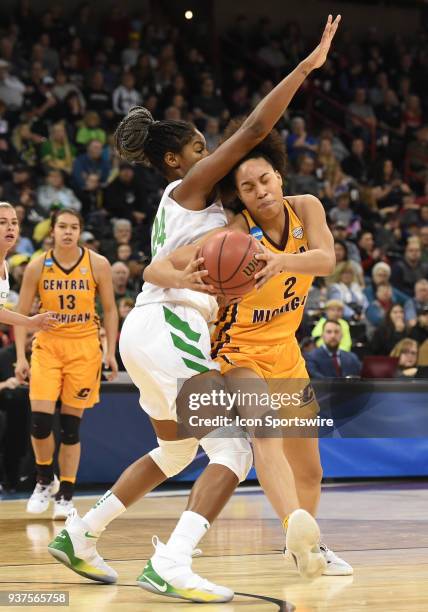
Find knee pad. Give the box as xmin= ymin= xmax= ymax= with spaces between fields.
xmin=60 ymin=414 xmax=81 ymax=445
xmin=149 ymin=437 xmax=199 ymax=478
xmin=199 ymin=435 xmax=253 ymax=483
xmin=31 ymin=411 xmax=54 ymax=440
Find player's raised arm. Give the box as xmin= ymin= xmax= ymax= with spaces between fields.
xmin=254 ymin=195 xmax=336 ymax=288
xmin=173 ymin=15 xmax=341 ymax=208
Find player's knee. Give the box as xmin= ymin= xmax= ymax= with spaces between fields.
xmin=31 ymin=411 xmax=54 ymax=440
xmin=294 ymin=462 xmax=323 ymax=487
xmin=149 ymin=437 xmax=199 ymax=478
xmin=200 ymin=435 xmax=253 ymax=483
xmin=60 ymin=414 xmax=81 ymax=445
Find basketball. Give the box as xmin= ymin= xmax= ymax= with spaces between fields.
xmin=200 ymin=230 xmax=265 ymax=296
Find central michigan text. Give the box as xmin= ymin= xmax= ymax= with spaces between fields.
xmin=43 ymin=280 xmax=90 ymax=291
xmin=252 ymin=295 xmax=307 ymax=323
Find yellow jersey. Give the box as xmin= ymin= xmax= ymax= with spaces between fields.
xmin=38 ymin=248 xmax=99 ymax=338
xmin=212 ymin=199 xmax=313 ymax=352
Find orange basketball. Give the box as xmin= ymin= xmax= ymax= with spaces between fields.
xmin=200 ymin=230 xmax=264 ymax=297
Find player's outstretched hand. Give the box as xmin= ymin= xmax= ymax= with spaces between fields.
xmin=177 ymin=249 xmax=216 ymax=294
xmin=29 ymin=311 xmax=58 ymax=331
xmin=104 ymin=354 xmax=119 ymax=381
xmin=254 ymin=247 xmax=285 ymax=289
xmin=303 ymin=14 xmax=341 ymax=72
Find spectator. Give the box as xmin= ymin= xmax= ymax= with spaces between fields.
xmin=305 ymin=320 xmax=361 ymax=378
xmin=402 ymin=95 xmax=423 ymax=137
xmin=331 ymin=221 xmax=361 ymax=263
xmin=40 ymin=121 xmax=76 ymax=174
xmin=327 ymin=262 xmax=368 ymax=320
xmin=286 ymin=117 xmax=317 ymax=163
xmin=370 ymin=304 xmax=408 ymax=355
xmin=418 ymin=223 xmax=428 ymax=262
xmin=121 ymin=32 xmax=142 ymax=68
xmin=72 ymin=139 xmax=111 ymax=190
xmin=390 ymin=338 xmax=427 ymax=378
xmin=347 ymin=87 xmax=377 ymax=140
xmin=288 ymin=155 xmax=322 ymax=198
xmin=341 ymin=137 xmax=370 ymax=184
xmin=11 ymin=122 xmax=45 ymax=168
xmin=409 ymin=305 xmax=428 ymax=345
xmin=111 ymin=261 xmax=133 ymax=301
xmin=37 ymin=169 xmax=81 ymax=214
xmin=329 ymin=191 xmax=354 ymax=228
xmin=357 ymin=230 xmax=386 ymax=275
xmin=391 ymin=239 xmax=428 ymax=297
xmin=83 ymin=71 xmax=114 ymax=124
xmin=316 ymin=136 xmax=340 ymax=186
xmin=403 ymin=278 xmax=428 ymax=326
xmin=371 ymin=158 xmax=411 ymax=217
xmin=112 ymin=72 xmax=142 ymax=116
xmin=0 ymin=59 xmax=26 ymax=111
xmin=311 ymin=299 xmax=352 ymax=351
xmin=364 ymin=262 xmax=407 ymax=303
xmin=103 ymin=162 xmax=148 ymax=224
xmin=333 ymin=239 xmax=364 ymax=284
xmin=101 ymin=218 xmax=138 ymax=263
xmin=76 ymin=111 xmax=107 ymax=147
xmin=192 ymin=77 xmax=229 ymax=129
xmin=365 ymin=282 xmax=395 ymax=327
xmin=203 ymin=117 xmax=221 ymax=152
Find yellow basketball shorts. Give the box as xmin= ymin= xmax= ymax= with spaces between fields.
xmin=30 ymin=333 xmax=103 ymax=409
xmin=215 ymin=340 xmax=319 ymax=422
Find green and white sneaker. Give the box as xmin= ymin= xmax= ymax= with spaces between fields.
xmin=137 ymin=537 xmax=233 ymax=603
xmin=285 ymin=509 xmax=327 ymax=579
xmin=48 ymin=509 xmax=117 ymax=584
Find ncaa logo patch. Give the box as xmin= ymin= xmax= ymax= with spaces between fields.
xmin=292 ymin=226 xmax=304 ymax=239
xmin=45 ymin=258 xmax=53 ymax=267
xmin=250 ymin=226 xmax=263 ymax=241
xmin=80 ymin=267 xmax=88 ymax=275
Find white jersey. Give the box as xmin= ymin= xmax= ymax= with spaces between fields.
xmin=0 ymin=261 xmax=9 ymax=307
xmin=136 ymin=179 xmax=227 ymax=321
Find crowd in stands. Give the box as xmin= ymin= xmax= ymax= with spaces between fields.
xmin=0 ymin=3 xmax=428 ymax=375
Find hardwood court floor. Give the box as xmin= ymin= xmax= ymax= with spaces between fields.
xmin=0 ymin=482 xmax=427 ymax=611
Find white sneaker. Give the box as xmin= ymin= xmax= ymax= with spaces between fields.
xmin=319 ymin=543 xmax=353 ymax=576
xmin=52 ymin=497 xmax=75 ymax=521
xmin=47 ymin=509 xmax=117 ymax=584
xmin=26 ymin=476 xmax=60 ymax=514
xmin=285 ymin=509 xmax=327 ymax=579
xmin=137 ymin=536 xmax=233 ymax=603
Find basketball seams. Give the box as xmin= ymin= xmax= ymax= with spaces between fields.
xmin=220 ymin=233 xmax=253 ymax=284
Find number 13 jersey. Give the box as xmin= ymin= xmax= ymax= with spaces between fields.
xmin=38 ymin=247 xmax=99 ymax=338
xmin=212 ymin=199 xmax=313 ymax=352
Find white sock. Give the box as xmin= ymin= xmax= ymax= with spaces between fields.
xmin=82 ymin=490 xmax=126 ymax=535
xmin=165 ymin=510 xmax=210 ymax=557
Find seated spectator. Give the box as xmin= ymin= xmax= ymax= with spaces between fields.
xmin=347 ymin=87 xmax=377 ymax=140
xmin=404 ymin=126 xmax=428 ymax=185
xmin=306 ymin=320 xmax=361 ymax=379
xmin=37 ymin=169 xmax=81 ymax=214
xmin=11 ymin=122 xmax=45 ymax=168
xmin=40 ymin=121 xmax=77 ymax=175
xmin=103 ymin=162 xmax=148 ymax=223
xmin=328 ymin=166 xmax=357 ymax=202
xmin=72 ymin=139 xmax=111 ymax=190
xmin=327 ymin=262 xmax=368 ymax=320
xmin=402 ymin=95 xmax=423 ymax=137
xmin=390 ymin=338 xmax=428 ymax=378
xmin=341 ymin=137 xmax=370 ymax=184
xmin=0 ymin=59 xmax=25 ymax=112
xmin=331 ymin=221 xmax=361 ymax=263
xmin=83 ymin=70 xmax=114 ymax=125
xmin=76 ymin=111 xmax=107 ymax=148
xmin=371 ymin=158 xmax=411 ymax=217
xmin=334 ymin=239 xmax=364 ymax=284
xmin=286 ymin=117 xmax=317 ymax=163
xmin=376 ymin=89 xmax=404 ymax=136
xmin=192 ymin=77 xmax=229 ymax=129
xmin=370 ymin=304 xmax=408 ymax=355
xmin=111 ymin=261 xmax=134 ymax=301
xmin=203 ymin=117 xmax=221 ymax=152
xmin=404 ymin=278 xmax=428 ymax=326
xmin=316 ymin=136 xmax=339 ymax=185
xmin=101 ymin=218 xmax=140 ymax=263
xmin=409 ymin=304 xmax=428 ymax=345
xmin=391 ymin=238 xmax=428 ymax=297
xmin=420 ymin=225 xmax=428 ymax=263
xmin=112 ymin=72 xmax=142 ymax=117
xmin=299 ymin=336 xmax=316 ymax=356
xmin=357 ymin=230 xmax=387 ymax=276
xmin=329 ymin=191 xmax=355 ymax=228
xmin=77 ymin=173 xmax=105 ymax=225
xmin=288 ymin=155 xmax=322 ymax=198
xmin=365 ymin=282 xmax=395 ymax=327
xmin=364 ymin=262 xmax=407 ymax=305
xmin=311 ymin=299 xmax=352 ymax=351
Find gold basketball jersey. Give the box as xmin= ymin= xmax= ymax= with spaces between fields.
xmin=212 ymin=199 xmax=313 ymax=353
xmin=38 ymin=248 xmax=99 ymax=338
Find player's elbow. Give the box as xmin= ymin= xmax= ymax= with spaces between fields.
xmin=240 ymin=118 xmax=266 ymax=144
xmin=319 ymin=252 xmax=336 ymax=276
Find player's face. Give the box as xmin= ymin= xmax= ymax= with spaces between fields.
xmin=53 ymin=213 xmax=81 ymax=248
xmin=235 ymin=158 xmax=283 ymax=220
xmin=175 ymin=130 xmax=209 ymax=176
xmin=0 ymin=208 xmax=19 ymax=253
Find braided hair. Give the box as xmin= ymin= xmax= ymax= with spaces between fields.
xmin=114 ymin=106 xmax=196 ymax=174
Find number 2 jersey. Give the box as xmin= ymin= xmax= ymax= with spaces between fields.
xmin=38 ymin=247 xmax=99 ymax=338
xmin=212 ymin=198 xmax=313 ymax=353
xmin=136 ymin=179 xmax=227 ymax=321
